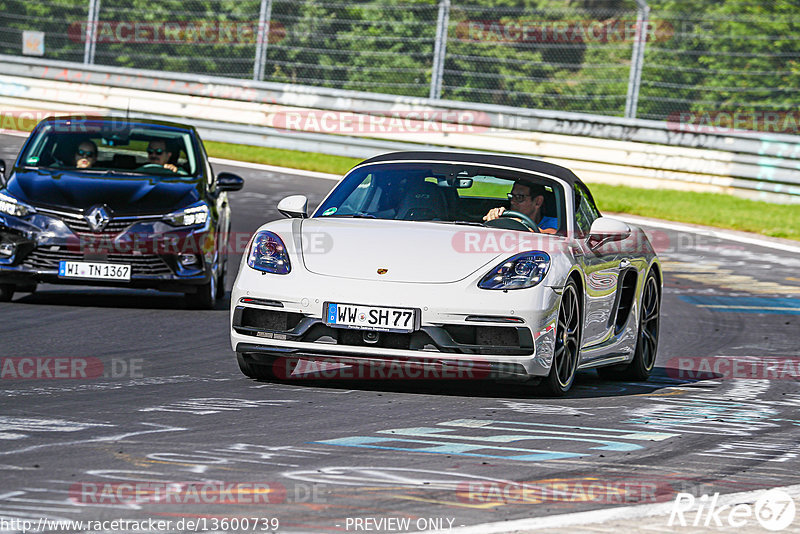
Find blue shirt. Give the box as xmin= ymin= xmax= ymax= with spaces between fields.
xmin=539 ymin=216 xmax=558 ymax=231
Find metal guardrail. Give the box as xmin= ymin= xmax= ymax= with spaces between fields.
xmin=1 ymin=54 xmax=799 ymax=203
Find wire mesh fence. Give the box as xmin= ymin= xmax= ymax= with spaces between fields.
xmin=1 ymin=0 xmax=799 ymax=126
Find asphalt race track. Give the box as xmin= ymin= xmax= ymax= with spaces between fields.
xmin=2 ymin=132 xmax=800 ymax=533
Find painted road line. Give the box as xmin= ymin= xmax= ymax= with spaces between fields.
xmin=697 ymin=305 xmax=800 ymax=313
xmin=679 ymin=295 xmax=800 ymax=314
xmin=316 ymin=420 xmax=678 ymax=462
xmin=435 ymin=420 xmax=677 ymax=441
xmin=315 ymin=435 xmax=586 ymax=462
xmin=416 ymin=483 xmax=800 ymax=534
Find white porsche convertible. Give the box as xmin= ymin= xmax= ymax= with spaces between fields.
xmin=230 ymin=152 xmax=661 ymax=395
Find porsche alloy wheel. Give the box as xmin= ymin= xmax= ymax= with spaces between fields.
xmin=544 ymin=279 xmax=581 ymax=396
xmin=629 ymin=271 xmax=660 ymax=379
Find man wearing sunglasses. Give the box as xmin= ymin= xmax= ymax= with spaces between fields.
xmin=73 ymin=141 xmax=97 ymax=169
xmin=483 ymin=182 xmax=558 ymax=234
xmin=146 ymin=139 xmax=181 ymax=173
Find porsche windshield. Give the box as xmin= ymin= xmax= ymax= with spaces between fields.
xmin=313 ymin=162 xmax=566 ymax=235
xmin=19 ymin=122 xmax=199 ymax=177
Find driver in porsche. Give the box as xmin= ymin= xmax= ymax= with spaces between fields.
xmin=146 ymin=139 xmax=181 ymax=173
xmin=483 ymin=182 xmax=558 ymax=234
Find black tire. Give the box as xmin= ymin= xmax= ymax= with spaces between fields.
xmin=597 ymin=271 xmax=660 ymax=381
xmin=215 ymin=258 xmax=227 ymax=300
xmin=0 ymin=284 xmax=14 ymax=302
xmin=19 ymin=283 xmax=37 ymax=294
xmin=543 ymin=279 xmax=582 ymax=396
xmin=236 ymin=352 xmax=278 ymax=380
xmin=185 ymin=265 xmax=219 ymax=310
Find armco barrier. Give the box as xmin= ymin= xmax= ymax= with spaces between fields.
xmin=1 ymin=54 xmax=798 ymax=203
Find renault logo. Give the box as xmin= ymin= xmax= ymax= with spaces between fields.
xmin=86 ymin=205 xmax=110 ymax=232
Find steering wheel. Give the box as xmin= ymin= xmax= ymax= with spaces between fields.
xmin=136 ymin=163 xmax=182 ymax=175
xmin=498 ymin=210 xmax=540 ymax=232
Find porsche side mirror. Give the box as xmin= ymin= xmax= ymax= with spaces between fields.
xmin=277 ymin=195 xmax=308 ymax=218
xmin=588 ymin=217 xmax=631 ymax=245
xmin=0 ymin=159 xmax=5 ymax=180
xmin=216 ymin=172 xmax=244 ymax=192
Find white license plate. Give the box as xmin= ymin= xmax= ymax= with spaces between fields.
xmin=326 ymin=302 xmax=417 ymax=333
xmin=58 ymin=261 xmax=131 ymax=281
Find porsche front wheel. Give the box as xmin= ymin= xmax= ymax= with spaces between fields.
xmin=625 ymin=270 xmax=660 ymax=379
xmin=544 ymin=279 xmax=581 ymax=396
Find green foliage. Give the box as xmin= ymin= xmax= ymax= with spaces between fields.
xmin=2 ymin=1 xmax=798 ymax=122
xmin=639 ymin=0 xmax=800 ymax=120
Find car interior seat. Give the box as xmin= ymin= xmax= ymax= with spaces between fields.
xmin=112 ymin=154 xmax=138 ymax=169
xmin=395 ymin=180 xmax=449 ymax=221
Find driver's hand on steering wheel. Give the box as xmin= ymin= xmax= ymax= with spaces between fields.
xmin=483 ymin=207 xmax=506 ymax=221
xmin=162 ymin=163 xmax=179 ymax=173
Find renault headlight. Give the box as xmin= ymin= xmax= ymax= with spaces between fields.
xmin=0 ymin=191 xmax=36 ymax=218
xmin=247 ymin=230 xmax=291 ymax=274
xmin=164 ymin=202 xmax=209 ymax=227
xmin=478 ymin=251 xmax=550 ymax=290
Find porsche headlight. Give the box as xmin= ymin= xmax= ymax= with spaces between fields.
xmin=164 ymin=202 xmax=209 ymax=227
xmin=247 ymin=230 xmax=291 ymax=274
xmin=478 ymin=251 xmax=550 ymax=290
xmin=0 ymin=191 xmax=36 ymax=218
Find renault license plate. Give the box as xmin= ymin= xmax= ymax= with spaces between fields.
xmin=58 ymin=261 xmax=131 ymax=281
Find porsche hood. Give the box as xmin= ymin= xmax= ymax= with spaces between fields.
xmin=297 ymin=218 xmax=559 ymax=283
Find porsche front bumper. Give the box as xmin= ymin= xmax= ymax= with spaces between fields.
xmin=230 ymin=264 xmax=562 ymax=379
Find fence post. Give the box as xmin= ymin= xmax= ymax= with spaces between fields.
xmin=429 ymin=0 xmax=451 ymax=100
xmin=253 ymin=0 xmax=274 ymax=81
xmin=624 ymin=0 xmax=649 ymax=118
xmin=83 ymin=0 xmax=101 ymax=65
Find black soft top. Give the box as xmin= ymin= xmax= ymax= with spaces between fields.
xmin=357 ymin=151 xmax=586 ymax=188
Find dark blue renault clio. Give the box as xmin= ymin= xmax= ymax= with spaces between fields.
xmin=0 ymin=116 xmax=243 ymax=308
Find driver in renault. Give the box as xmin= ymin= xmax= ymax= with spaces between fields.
xmin=146 ymin=139 xmax=182 ymax=173
xmin=483 ymin=182 xmax=558 ymax=234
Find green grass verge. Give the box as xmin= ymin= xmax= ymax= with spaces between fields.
xmin=204 ymin=141 xmax=360 ymax=176
xmin=206 ymin=141 xmax=800 ymax=241
xmin=592 ymin=184 xmax=800 ymax=241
